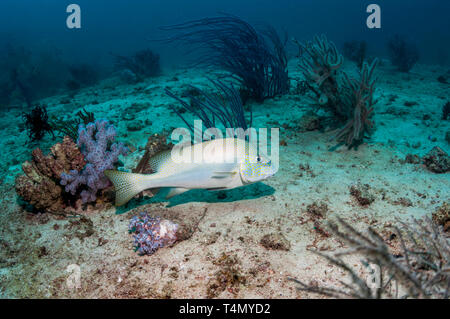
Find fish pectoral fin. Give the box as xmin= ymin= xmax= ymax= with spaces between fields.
xmin=211 ymin=171 xmax=238 ymax=179
xmin=210 ymin=163 xmax=239 ymax=179
xmin=207 ymin=187 xmax=229 ymax=192
xmin=166 ymin=187 xmax=189 ymax=199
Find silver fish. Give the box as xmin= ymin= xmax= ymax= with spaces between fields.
xmin=104 ymin=138 xmax=275 ymax=206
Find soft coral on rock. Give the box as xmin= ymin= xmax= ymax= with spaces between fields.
xmin=60 ymin=119 xmax=128 ymax=203
xmin=15 ymin=136 xmax=86 ymax=213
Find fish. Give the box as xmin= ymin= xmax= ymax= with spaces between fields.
xmin=104 ymin=138 xmax=276 ymax=206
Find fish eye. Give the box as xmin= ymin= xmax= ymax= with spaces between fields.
xmin=257 ymin=156 xmax=261 ymax=162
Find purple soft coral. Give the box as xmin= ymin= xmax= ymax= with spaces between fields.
xmin=60 ymin=119 xmax=128 ymax=203
xmin=129 ymin=212 xmax=179 ymax=255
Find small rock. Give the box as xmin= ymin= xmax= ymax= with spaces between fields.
xmin=394 ymin=197 xmax=413 ymax=207
xmin=432 ymin=202 xmax=449 ymax=232
xmin=38 ymin=246 xmax=48 ymax=258
xmin=404 ymin=101 xmax=418 ymax=107
xmin=403 ymin=154 xmax=421 ymax=164
xmin=350 ymin=183 xmax=376 ymax=206
xmin=260 ymin=233 xmax=291 ymax=251
xmin=422 ymin=147 xmax=450 ymax=173
xmin=127 ymin=122 xmax=143 ymax=132
xmin=306 ymin=201 xmax=328 ymax=219
xmin=298 ymin=112 xmax=321 ymax=132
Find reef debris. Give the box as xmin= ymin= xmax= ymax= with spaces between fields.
xmin=432 ymin=202 xmax=449 ymax=232
xmin=260 ymin=233 xmax=291 ymax=251
xmin=350 ymin=183 xmax=376 ymax=206
xmin=207 ymin=253 xmax=246 ymax=298
xmin=422 ymin=146 xmax=450 ymax=174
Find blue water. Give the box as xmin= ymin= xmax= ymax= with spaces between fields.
xmin=0 ymin=0 xmax=449 ymax=66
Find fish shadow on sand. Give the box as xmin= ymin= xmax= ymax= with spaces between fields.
xmin=115 ymin=182 xmax=275 ymax=214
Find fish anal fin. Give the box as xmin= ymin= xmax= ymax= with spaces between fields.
xmin=166 ymin=187 xmax=189 ymax=199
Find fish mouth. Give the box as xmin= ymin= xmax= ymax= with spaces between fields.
xmin=263 ymin=170 xmax=276 ymax=180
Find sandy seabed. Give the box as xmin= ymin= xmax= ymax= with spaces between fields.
xmin=0 ymin=58 xmax=448 ymax=298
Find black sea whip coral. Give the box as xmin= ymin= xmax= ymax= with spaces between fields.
xmin=160 ymin=15 xmax=289 ymax=102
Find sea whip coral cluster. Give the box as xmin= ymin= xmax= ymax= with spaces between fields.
xmin=60 ymin=119 xmax=128 ymax=204
xmin=296 ymin=34 xmax=378 ymax=148
xmin=15 ymin=136 xmax=86 ymax=213
xmin=129 ymin=212 xmax=179 ymax=255
xmin=161 ymin=15 xmax=289 ymax=102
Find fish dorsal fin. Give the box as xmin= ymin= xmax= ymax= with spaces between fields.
xmin=166 ymin=187 xmax=189 ymax=199
xmin=148 ymin=149 xmax=172 ymax=173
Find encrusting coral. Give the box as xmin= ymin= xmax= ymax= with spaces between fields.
xmin=15 ymin=136 xmax=86 ymax=213
xmin=60 ymin=119 xmax=128 ymax=204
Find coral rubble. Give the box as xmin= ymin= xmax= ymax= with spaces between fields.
xmin=432 ymin=202 xmax=449 ymax=232
xmin=260 ymin=233 xmax=291 ymax=251
xmin=422 ymin=146 xmax=450 ymax=173
xmin=350 ymin=183 xmax=376 ymax=206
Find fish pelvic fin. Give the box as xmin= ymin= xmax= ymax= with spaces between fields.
xmin=104 ymin=170 xmax=152 ymax=206
xmin=166 ymin=187 xmax=189 ymax=199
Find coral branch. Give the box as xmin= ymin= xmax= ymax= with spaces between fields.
xmin=289 ymin=217 xmax=449 ymax=299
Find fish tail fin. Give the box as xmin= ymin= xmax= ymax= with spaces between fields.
xmin=104 ymin=170 xmax=155 ymax=206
